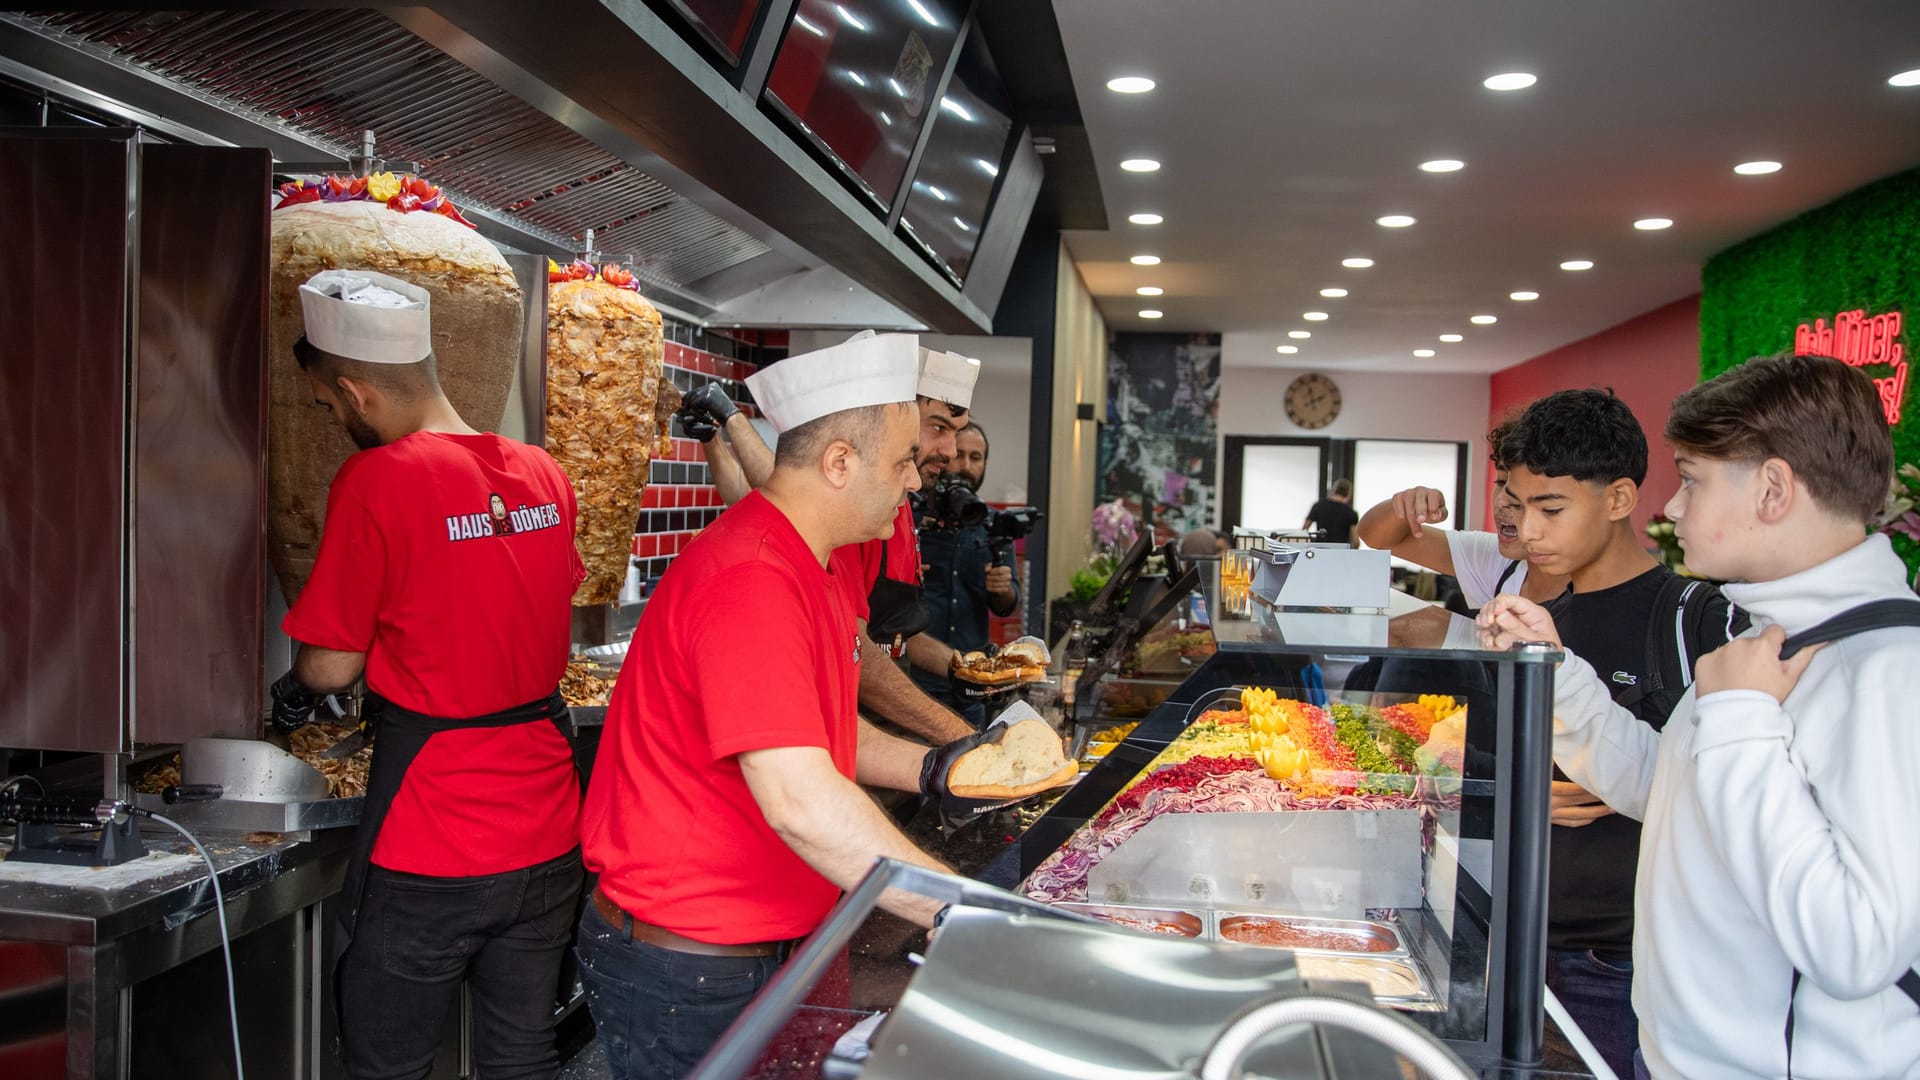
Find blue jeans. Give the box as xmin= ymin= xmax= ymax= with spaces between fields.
xmin=339 ymin=847 xmax=583 ymax=1080
xmin=1544 ymin=947 xmax=1639 ymax=1079
xmin=574 ymin=901 xmax=783 ymax=1080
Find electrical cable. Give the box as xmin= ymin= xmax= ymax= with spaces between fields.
xmin=138 ymin=809 xmax=246 ymax=1080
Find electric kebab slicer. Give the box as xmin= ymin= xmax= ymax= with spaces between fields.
xmin=1 ymin=789 xmax=149 ymax=867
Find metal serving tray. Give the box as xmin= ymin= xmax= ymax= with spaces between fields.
xmin=1045 ymin=901 xmax=1438 ymax=1010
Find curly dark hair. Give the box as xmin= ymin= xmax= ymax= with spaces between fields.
xmin=1506 ymin=388 xmax=1647 ymax=486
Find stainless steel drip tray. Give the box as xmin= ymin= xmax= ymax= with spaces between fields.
xmin=132 ymin=793 xmax=363 ymax=838
xmin=861 ymin=906 xmax=1335 ymax=1079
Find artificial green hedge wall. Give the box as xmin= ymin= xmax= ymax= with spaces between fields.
xmin=1699 ymin=166 xmax=1920 ymax=575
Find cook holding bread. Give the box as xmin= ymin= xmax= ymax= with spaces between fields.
xmin=577 ymin=335 xmax=1007 ymax=1079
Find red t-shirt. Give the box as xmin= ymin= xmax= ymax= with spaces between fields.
xmin=582 ymin=491 xmax=862 ymax=943
xmin=283 ymin=432 xmax=585 ymax=876
xmin=827 ymin=500 xmax=919 ymax=628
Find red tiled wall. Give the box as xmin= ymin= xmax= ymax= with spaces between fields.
xmin=627 ymin=338 xmax=762 ymax=584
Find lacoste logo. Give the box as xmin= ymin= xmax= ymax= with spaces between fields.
xmin=1611 ymin=672 xmax=1639 ymax=686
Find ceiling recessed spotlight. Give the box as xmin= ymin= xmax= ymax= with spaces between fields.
xmin=1634 ymin=217 xmax=1674 ymax=231
xmin=1509 ymin=290 xmax=1540 ymax=302
xmin=1483 ymin=72 xmax=1537 ymax=91
xmin=1138 ymin=309 xmax=1164 ymax=319
xmin=1889 ymin=68 xmax=1920 ymax=87
xmin=1438 ymin=333 xmax=1464 ymax=343
xmin=1419 ymin=159 xmax=1465 ymax=173
xmin=1288 ymin=330 xmax=1312 ymax=339
xmin=1136 ymin=286 xmax=1164 ymax=296
xmin=974 ymin=157 xmax=999 ymax=176
xmin=1276 ymin=345 xmax=1299 ymax=354
xmin=1734 ymin=160 xmax=1783 ymax=176
xmin=1341 ymin=257 xmax=1375 ymax=269
xmin=1560 ymin=259 xmax=1595 ymax=272
xmin=1106 ymin=76 xmax=1156 ymax=94
xmin=1413 ymin=348 xmax=1437 ymax=358
xmin=1120 ymin=158 xmax=1161 ymax=173
xmin=1470 ymin=314 xmax=1498 ymax=325
xmin=1128 ymin=212 xmax=1164 ymax=225
xmin=1130 ymin=254 xmax=1161 ymax=265
xmin=1376 ymin=214 xmax=1417 ymax=228
xmin=953 ymin=216 xmax=971 ymax=232
xmin=1303 ymin=311 xmax=1329 ymax=322
xmin=1320 ymin=287 xmax=1348 ymax=298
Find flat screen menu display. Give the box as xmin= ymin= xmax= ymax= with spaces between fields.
xmin=896 ymin=28 xmax=1012 ymax=282
xmin=664 ymin=0 xmax=764 ymax=63
xmin=764 ymin=0 xmax=967 ymax=208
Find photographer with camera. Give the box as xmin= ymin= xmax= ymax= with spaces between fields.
xmin=914 ymin=423 xmax=1041 ymax=724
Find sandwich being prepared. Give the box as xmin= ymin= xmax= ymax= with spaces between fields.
xmin=944 ymin=719 xmax=1077 ymax=799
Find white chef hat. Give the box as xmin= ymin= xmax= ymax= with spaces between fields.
xmin=298 ymin=269 xmax=433 ymax=364
xmin=918 ymin=347 xmax=981 ymax=410
xmin=746 ymin=332 xmax=920 ymax=433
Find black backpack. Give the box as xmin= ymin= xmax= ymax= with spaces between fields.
xmin=1612 ymin=571 xmax=1749 ymax=725
xmin=1776 ymin=598 xmax=1920 ymax=1075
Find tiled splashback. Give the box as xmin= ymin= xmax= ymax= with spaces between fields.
xmin=629 ymin=322 xmax=780 ymax=587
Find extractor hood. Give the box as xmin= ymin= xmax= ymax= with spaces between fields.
xmin=0 ymin=4 xmax=1055 ymax=331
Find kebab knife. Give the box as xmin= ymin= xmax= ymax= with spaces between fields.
xmin=320 ymin=686 xmax=373 ymax=759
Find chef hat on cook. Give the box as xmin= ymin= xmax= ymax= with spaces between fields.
xmin=298 ymin=269 xmax=433 ymax=364
xmin=918 ymin=347 xmax=981 ymax=410
xmin=745 ymin=332 xmax=920 ymax=433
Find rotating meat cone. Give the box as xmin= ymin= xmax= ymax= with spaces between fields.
xmin=267 ymin=200 xmax=524 ymax=604
xmin=545 ymin=272 xmax=676 ymax=605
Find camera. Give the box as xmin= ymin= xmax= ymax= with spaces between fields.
xmin=987 ymin=505 xmax=1042 ymax=544
xmin=923 ymin=472 xmax=989 ymax=529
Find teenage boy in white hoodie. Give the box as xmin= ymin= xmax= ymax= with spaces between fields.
xmin=1480 ymin=355 xmax=1920 ymax=1079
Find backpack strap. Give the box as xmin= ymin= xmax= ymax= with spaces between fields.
xmin=1779 ymin=597 xmax=1920 ymax=1073
xmin=1778 ymin=598 xmax=1920 ymax=659
xmin=1492 ymin=558 xmax=1522 ymax=595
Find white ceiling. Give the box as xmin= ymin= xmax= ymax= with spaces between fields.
xmin=1052 ymin=0 xmax=1920 ymax=373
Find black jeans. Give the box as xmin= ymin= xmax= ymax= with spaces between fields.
xmin=574 ymin=901 xmax=783 ymax=1080
xmin=339 ymin=847 xmax=584 ymax=1080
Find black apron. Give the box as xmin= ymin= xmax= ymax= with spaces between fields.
xmin=331 ymin=689 xmax=573 ymax=1026
xmin=865 ymin=539 xmax=930 ymax=653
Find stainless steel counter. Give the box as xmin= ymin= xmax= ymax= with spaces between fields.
xmin=0 ymin=826 xmax=354 ymax=1080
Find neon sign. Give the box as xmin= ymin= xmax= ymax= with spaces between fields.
xmin=1794 ymin=308 xmax=1907 ymax=424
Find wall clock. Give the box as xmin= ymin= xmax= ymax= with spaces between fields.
xmin=1284 ymin=373 xmax=1342 ymax=430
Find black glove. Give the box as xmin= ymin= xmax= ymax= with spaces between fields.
xmin=674 ymin=406 xmax=719 ymax=443
xmin=918 ymin=722 xmax=1008 ymax=798
xmin=682 ymin=383 xmax=741 ymax=428
xmin=269 ymin=670 xmax=321 ymax=733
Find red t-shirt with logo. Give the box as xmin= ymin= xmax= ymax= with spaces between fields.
xmin=283 ymin=432 xmax=585 ymax=876
xmin=827 ymin=500 xmax=919 ymax=628
xmin=582 ymin=491 xmax=862 ymax=943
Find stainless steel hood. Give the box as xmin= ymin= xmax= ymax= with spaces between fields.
xmin=0 ymin=5 xmax=1036 ymax=331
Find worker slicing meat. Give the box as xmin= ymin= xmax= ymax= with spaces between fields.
xmin=269 ymin=269 xmax=585 ymax=1080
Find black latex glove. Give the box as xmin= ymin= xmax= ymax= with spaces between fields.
xmin=682 ymin=382 xmax=742 ymax=427
xmin=675 ymin=406 xmax=719 ymax=443
xmin=918 ymin=722 xmax=1009 ymax=798
xmin=269 ymin=670 xmax=321 ymax=733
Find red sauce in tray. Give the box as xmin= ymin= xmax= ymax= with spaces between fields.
xmin=1219 ymin=918 xmax=1395 ymax=952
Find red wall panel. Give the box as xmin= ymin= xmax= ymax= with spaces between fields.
xmin=1488 ymin=296 xmax=1701 ymax=531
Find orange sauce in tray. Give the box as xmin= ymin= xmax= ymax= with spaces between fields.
xmin=1219 ymin=917 xmax=1396 ymax=953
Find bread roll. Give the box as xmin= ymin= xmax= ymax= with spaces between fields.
xmin=545 ymin=277 xmax=667 ymax=605
xmin=268 ymin=200 xmax=524 ymax=604
xmin=947 ymin=720 xmax=1076 ymax=799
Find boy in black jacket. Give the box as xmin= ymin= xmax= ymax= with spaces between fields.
xmin=1502 ymin=389 xmax=1743 ymax=1075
